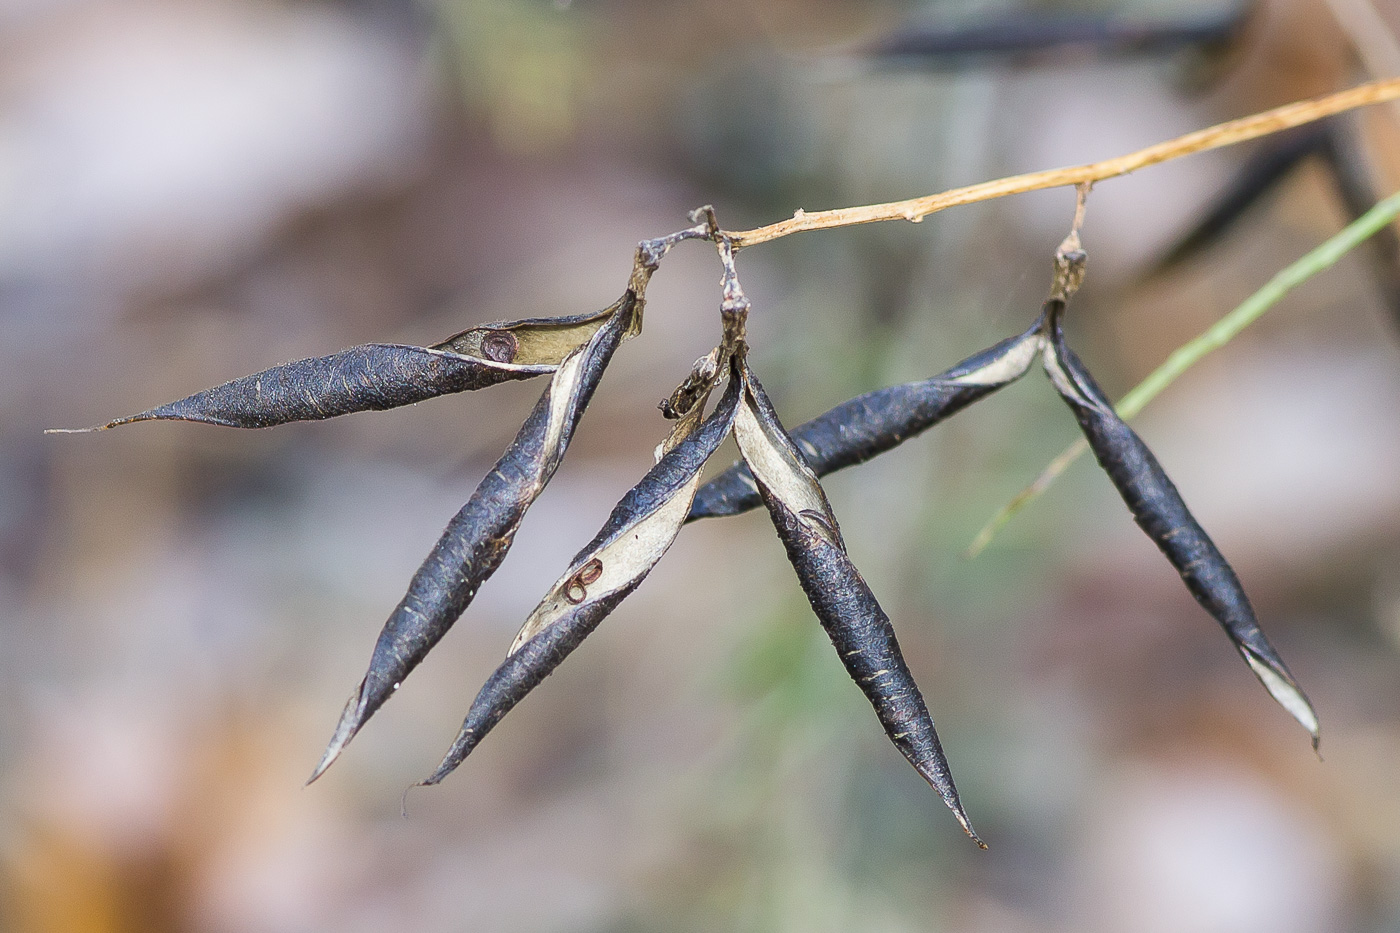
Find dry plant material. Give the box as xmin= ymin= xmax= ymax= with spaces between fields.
xmin=689 ymin=319 xmax=1044 ymax=521
xmin=731 ymin=359 xmax=984 ymax=846
xmin=53 ymin=78 xmax=1395 ymax=844
xmin=726 ymin=77 xmax=1400 ymax=247
xmin=422 ymin=352 xmax=742 ymax=785
xmin=310 ymin=291 xmax=640 ymax=780
xmin=53 ymin=310 xmax=624 ymax=432
xmin=1038 ymin=248 xmax=1319 ymax=746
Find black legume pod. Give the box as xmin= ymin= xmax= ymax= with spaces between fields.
xmin=66 ymin=307 xmax=618 ymax=431
xmin=732 ymin=359 xmax=984 ymax=846
xmin=688 ymin=318 xmax=1044 ymax=521
xmin=1041 ymin=297 xmax=1320 ymax=747
xmin=309 ymin=296 xmax=639 ymax=782
xmin=421 ymin=357 xmax=743 ymax=786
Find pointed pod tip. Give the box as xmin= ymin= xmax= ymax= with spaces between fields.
xmin=306 ymin=685 xmax=371 ymax=785
xmin=914 ymin=762 xmax=985 ymax=847
xmin=305 ymin=748 xmax=339 ymax=787
xmin=45 ymin=425 xmax=105 ymax=435
xmin=421 ymin=748 xmax=465 ymax=787
xmin=1242 ymin=650 xmax=1320 ymax=746
xmin=422 ymin=728 xmax=481 ymax=787
xmin=950 ymin=806 xmax=986 ymax=849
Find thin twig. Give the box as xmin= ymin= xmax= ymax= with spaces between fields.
xmin=725 ymin=77 xmax=1400 ymax=248
xmin=966 ymin=186 xmax=1400 ymax=557
xmin=701 ymin=206 xmax=751 ymax=356
xmin=1051 ymin=183 xmax=1091 ymax=302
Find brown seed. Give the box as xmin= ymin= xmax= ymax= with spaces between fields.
xmin=480 ymin=330 xmax=519 ymax=363
xmin=578 ymin=558 xmax=604 ymax=585
xmin=565 ymin=558 xmax=603 ymax=604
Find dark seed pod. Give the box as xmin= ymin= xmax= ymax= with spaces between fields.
xmin=420 ymin=358 xmax=743 ymax=786
xmin=1041 ymin=298 xmax=1320 ymax=747
xmin=688 ymin=318 xmax=1044 ymax=521
xmin=60 ymin=308 xmax=617 ymax=432
xmin=732 ymin=360 xmax=984 ymax=846
xmin=309 ymin=296 xmax=638 ymax=782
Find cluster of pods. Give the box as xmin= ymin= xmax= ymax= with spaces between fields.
xmin=63 ymin=215 xmax=1319 ymax=845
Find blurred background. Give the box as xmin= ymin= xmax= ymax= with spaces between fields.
xmin=4 ymin=0 xmax=1400 ymax=930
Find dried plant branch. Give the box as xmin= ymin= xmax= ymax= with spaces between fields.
xmin=56 ymin=76 xmax=1386 ymax=846
xmin=724 ymin=77 xmax=1400 ymax=248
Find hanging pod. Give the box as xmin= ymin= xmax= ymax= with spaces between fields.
xmin=421 ymin=352 xmax=743 ymax=785
xmin=688 ymin=319 xmax=1044 ymax=521
xmin=310 ymin=295 xmax=639 ymax=782
xmin=58 ymin=306 xmax=623 ymax=431
xmin=1040 ymin=294 xmax=1320 ymax=747
xmin=732 ymin=359 xmax=984 ymax=846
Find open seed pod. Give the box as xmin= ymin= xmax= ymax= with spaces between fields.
xmin=732 ymin=359 xmax=984 ymax=846
xmin=421 ymin=353 xmax=742 ymax=785
xmin=62 ymin=305 xmax=622 ymax=431
xmin=310 ymin=295 xmax=640 ymax=782
xmin=1041 ymin=295 xmax=1320 ymax=748
xmin=689 ymin=318 xmax=1044 ymax=521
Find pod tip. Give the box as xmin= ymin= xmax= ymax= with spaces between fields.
xmin=306 ymin=686 xmax=368 ymax=785
xmin=421 ymin=727 xmax=482 ymax=787
xmin=957 ymin=812 xmax=991 ymax=846
xmin=1242 ymin=650 xmax=1320 ymax=748
xmin=45 ymin=424 xmax=106 ymax=434
xmin=47 ymin=413 xmax=153 ymax=433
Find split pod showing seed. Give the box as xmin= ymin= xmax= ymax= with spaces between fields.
xmin=59 ymin=307 xmax=620 ymax=432
xmin=732 ymin=359 xmax=984 ymax=846
xmin=1040 ymin=297 xmax=1320 ymax=747
xmin=688 ymin=318 xmax=1045 ymax=522
xmin=421 ymin=354 xmax=743 ymax=785
xmin=309 ymin=295 xmax=639 ymax=782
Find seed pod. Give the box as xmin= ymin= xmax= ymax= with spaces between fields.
xmin=308 ymin=296 xmax=638 ymax=782
xmin=688 ymin=319 xmax=1044 ymax=521
xmin=61 ymin=308 xmax=618 ymax=431
xmin=731 ymin=360 xmax=984 ymax=846
xmin=420 ymin=359 xmax=743 ymax=786
xmin=1041 ymin=299 xmax=1320 ymax=747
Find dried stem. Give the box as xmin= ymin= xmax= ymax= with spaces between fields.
xmin=1051 ymin=183 xmax=1091 ymax=301
xmin=722 ymin=77 xmax=1400 ymax=248
xmin=701 ymin=206 xmax=750 ymax=356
